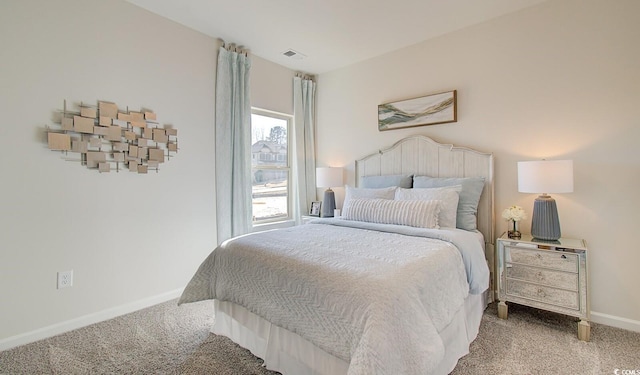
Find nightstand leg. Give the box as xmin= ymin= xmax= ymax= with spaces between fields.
xmin=578 ymin=320 xmax=591 ymax=342
xmin=498 ymin=301 xmax=508 ymax=319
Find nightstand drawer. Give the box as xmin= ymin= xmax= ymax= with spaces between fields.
xmin=506 ymin=246 xmax=578 ymax=273
xmin=506 ymin=264 xmax=578 ymax=290
xmin=506 ymin=279 xmax=579 ymax=310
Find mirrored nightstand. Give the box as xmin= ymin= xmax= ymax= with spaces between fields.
xmin=497 ymin=233 xmax=590 ymax=341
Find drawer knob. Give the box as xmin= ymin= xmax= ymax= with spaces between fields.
xmin=561 ymin=254 xmax=567 ymax=259
xmin=537 ymin=253 xmax=542 ymax=259
xmin=537 ymin=288 xmax=546 ymax=297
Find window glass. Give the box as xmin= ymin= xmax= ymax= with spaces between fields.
xmin=251 ymin=111 xmax=290 ymax=223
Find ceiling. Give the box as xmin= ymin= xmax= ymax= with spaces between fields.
xmin=126 ymin=0 xmax=547 ymax=75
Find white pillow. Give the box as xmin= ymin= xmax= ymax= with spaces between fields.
xmin=343 ymin=185 xmax=397 ymax=214
xmin=342 ymin=198 xmax=440 ymax=229
xmin=395 ymin=186 xmax=461 ymax=228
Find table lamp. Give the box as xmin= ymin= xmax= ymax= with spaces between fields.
xmin=518 ymin=160 xmax=573 ymax=241
xmin=316 ymin=167 xmax=343 ymax=217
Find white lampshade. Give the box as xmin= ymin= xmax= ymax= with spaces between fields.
xmin=316 ymin=167 xmax=343 ymax=188
xmin=316 ymin=167 xmax=343 ymax=218
xmin=517 ymin=160 xmax=573 ymax=194
xmin=517 ymin=159 xmax=573 ymax=241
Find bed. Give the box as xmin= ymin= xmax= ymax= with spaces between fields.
xmin=179 ymin=135 xmax=495 ymax=375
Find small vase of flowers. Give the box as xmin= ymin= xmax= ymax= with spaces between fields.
xmin=502 ymin=205 xmax=526 ymax=239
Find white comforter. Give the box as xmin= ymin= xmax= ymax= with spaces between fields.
xmin=179 ymin=219 xmax=489 ymax=375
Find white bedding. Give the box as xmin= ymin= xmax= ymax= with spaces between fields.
xmin=212 ymin=291 xmax=487 ymax=375
xmin=179 ymin=219 xmax=490 ymax=375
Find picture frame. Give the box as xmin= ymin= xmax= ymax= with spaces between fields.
xmin=378 ymin=90 xmax=457 ymax=131
xmin=309 ymin=201 xmax=322 ymax=217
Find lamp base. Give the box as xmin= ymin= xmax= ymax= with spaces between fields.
xmin=321 ymin=189 xmax=336 ymax=218
xmin=531 ymin=194 xmax=561 ymax=241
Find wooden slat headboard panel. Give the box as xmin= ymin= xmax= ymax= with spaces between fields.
xmin=355 ymin=135 xmax=495 ymax=269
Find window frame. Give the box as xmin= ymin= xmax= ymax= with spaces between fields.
xmin=250 ymin=107 xmax=293 ymax=227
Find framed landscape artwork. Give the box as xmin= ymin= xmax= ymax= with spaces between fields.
xmin=378 ymin=90 xmax=457 ymax=131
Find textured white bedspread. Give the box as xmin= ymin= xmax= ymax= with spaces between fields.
xmin=179 ymin=220 xmax=488 ymax=375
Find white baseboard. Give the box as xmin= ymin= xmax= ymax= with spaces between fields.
xmin=591 ymin=311 xmax=640 ymax=333
xmin=0 ymin=288 xmax=183 ymax=352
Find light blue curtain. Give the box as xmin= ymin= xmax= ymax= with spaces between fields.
xmin=292 ymin=75 xmax=317 ymax=224
xmin=215 ymin=45 xmax=252 ymax=243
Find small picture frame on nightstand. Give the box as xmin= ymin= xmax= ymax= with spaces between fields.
xmin=309 ymin=201 xmax=321 ymax=217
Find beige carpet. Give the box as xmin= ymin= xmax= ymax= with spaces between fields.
xmin=0 ymin=300 xmax=276 ymax=375
xmin=1 ymin=299 xmax=638 ymax=374
xmin=452 ymin=303 xmax=639 ymax=374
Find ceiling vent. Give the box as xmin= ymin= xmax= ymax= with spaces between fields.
xmin=282 ymin=49 xmax=306 ymax=60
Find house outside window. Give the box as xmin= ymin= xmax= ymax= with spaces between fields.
xmin=251 ymin=109 xmax=291 ymax=224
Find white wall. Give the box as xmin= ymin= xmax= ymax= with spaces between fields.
xmin=317 ymin=0 xmax=640 ymax=328
xmin=252 ymin=57 xmax=295 ymax=115
xmin=0 ymin=0 xmax=294 ymax=348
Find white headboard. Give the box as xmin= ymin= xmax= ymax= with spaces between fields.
xmin=355 ymin=135 xmax=495 ymax=270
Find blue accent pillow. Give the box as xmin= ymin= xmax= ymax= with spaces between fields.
xmin=413 ymin=176 xmax=485 ymax=231
xmin=360 ymin=174 xmax=413 ymax=188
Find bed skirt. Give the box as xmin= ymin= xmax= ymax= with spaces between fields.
xmin=212 ymin=290 xmax=488 ymax=375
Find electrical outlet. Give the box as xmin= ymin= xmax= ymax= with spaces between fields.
xmin=57 ymin=270 xmax=73 ymax=289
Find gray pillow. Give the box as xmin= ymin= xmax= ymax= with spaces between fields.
xmin=360 ymin=174 xmax=413 ymax=189
xmin=413 ymin=176 xmax=485 ymax=231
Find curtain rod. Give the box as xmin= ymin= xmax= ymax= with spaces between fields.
xmin=221 ymin=41 xmax=249 ymax=56
xmin=295 ymin=72 xmax=315 ymax=81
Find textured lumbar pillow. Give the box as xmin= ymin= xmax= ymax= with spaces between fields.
xmin=341 ymin=198 xmax=440 ymax=229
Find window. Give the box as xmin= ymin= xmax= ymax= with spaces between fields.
xmin=251 ymin=109 xmax=291 ymax=224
